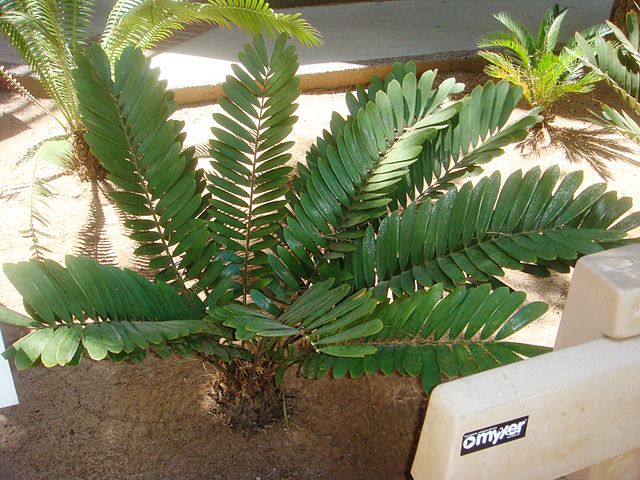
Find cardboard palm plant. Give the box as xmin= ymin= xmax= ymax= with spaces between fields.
xmin=2 ymin=35 xmax=638 ymax=426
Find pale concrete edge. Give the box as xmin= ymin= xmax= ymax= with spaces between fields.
xmin=171 ymin=50 xmax=485 ymax=105
xmin=3 ymin=49 xmax=486 ymax=105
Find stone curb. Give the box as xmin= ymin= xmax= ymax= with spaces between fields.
xmin=3 ymin=49 xmax=485 ymax=105
xmin=170 ymin=50 xmax=485 ymax=104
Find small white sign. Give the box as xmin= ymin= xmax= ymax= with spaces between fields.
xmin=0 ymin=330 xmax=19 ymax=409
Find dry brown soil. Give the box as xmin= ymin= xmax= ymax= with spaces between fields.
xmin=0 ymin=72 xmax=639 ymax=479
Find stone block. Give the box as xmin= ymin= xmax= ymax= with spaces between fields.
xmin=411 ymin=337 xmax=640 ymax=480
xmin=555 ymin=245 xmax=640 ymax=349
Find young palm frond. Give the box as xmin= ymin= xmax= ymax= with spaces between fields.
xmin=0 ymin=0 xmax=83 ymax=126
xmin=477 ymin=5 xmax=632 ymax=179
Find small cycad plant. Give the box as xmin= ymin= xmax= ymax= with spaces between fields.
xmin=477 ymin=5 xmax=635 ymax=179
xmin=1 ymin=35 xmax=638 ymax=428
xmin=478 ymin=4 xmax=606 ymax=128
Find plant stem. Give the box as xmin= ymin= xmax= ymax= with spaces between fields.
xmin=242 ymin=82 xmax=267 ymax=305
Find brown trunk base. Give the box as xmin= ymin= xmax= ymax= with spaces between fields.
xmin=207 ymin=362 xmax=285 ymax=431
xmin=518 ymin=121 xmax=552 ymax=153
xmin=71 ymin=130 xmax=107 ymax=181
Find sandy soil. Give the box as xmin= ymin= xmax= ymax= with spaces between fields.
xmin=0 ymin=71 xmax=639 ymax=479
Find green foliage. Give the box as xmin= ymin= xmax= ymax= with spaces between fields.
xmin=301 ymin=285 xmax=551 ymax=393
xmin=217 ymin=279 xmax=382 ymax=353
xmin=2 ymin=36 xmax=638 ymax=409
xmin=74 ymin=44 xmax=213 ymax=292
xmin=271 ymin=73 xmax=541 ymax=283
xmin=339 ymin=166 xmax=634 ymax=298
xmin=207 ymin=33 xmax=301 ymax=300
xmin=101 ymin=0 xmax=321 ymax=65
xmin=478 ymin=4 xmax=608 ymax=118
xmin=2 ymin=255 xmax=222 ymax=368
xmin=575 ymin=10 xmax=640 ymax=143
xmin=0 ymin=0 xmax=82 ymax=126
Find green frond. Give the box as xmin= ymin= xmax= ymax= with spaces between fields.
xmin=565 ymin=22 xmax=610 ymax=51
xmin=101 ymin=0 xmax=320 ymax=64
xmin=578 ymin=34 xmax=640 ymax=112
xmin=55 ymin=0 xmax=96 ymax=55
xmin=625 ymin=9 xmax=640 ymax=48
xmin=268 ymin=70 xmax=540 ymax=292
xmin=480 ymin=6 xmax=606 ymax=114
xmin=478 ymin=51 xmax=530 ymax=101
xmin=0 ymin=255 xmax=239 ymax=369
xmin=492 ymin=11 xmax=536 ymax=55
xmin=340 ymin=165 xmax=637 ymax=297
xmin=0 ymin=0 xmax=79 ymax=123
xmin=1 ymin=1 xmax=43 ymax=73
xmin=74 ymin=45 xmax=227 ymax=295
xmin=207 ymin=34 xmax=299 ymax=301
xmin=1 ymin=31 xmax=637 ymax=405
xmin=300 ymin=284 xmax=551 ymax=393
xmin=217 ymin=279 xmax=381 ymax=355
xmin=525 ymin=52 xmax=599 ymax=110
xmin=267 ymin=66 xmax=466 ymax=292
xmin=600 ymin=106 xmax=640 ymax=143
xmin=9 ymin=0 xmax=78 ymax=118
xmin=198 ymin=0 xmax=321 ymax=47
xmin=390 ymin=80 xmax=541 ymax=206
xmin=101 ymin=0 xmax=196 ymax=63
xmin=574 ymin=13 xmax=640 ymax=142
xmin=605 ymin=16 xmax=640 ymax=57
xmin=555 ymin=71 xmax=599 ymax=95
xmin=536 ymin=4 xmax=566 ymax=53
xmin=478 ymin=31 xmax=532 ymax=71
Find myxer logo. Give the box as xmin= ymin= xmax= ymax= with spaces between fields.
xmin=460 ymin=416 xmax=529 ymax=456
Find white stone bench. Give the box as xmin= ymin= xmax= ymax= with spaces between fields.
xmin=411 ymin=245 xmax=640 ymax=480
